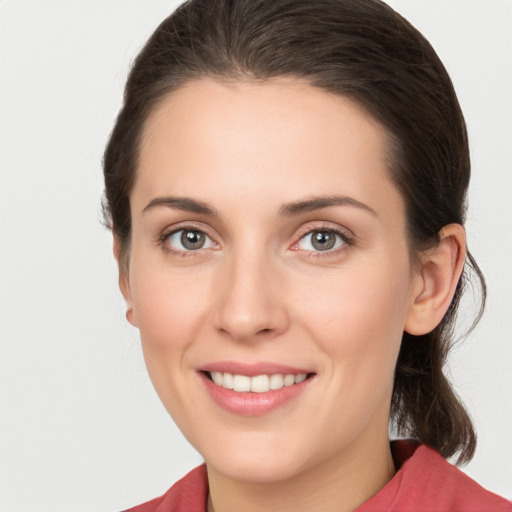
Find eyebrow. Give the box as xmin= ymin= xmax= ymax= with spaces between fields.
xmin=143 ymin=196 xmax=219 ymax=216
xmin=142 ymin=194 xmax=377 ymax=217
xmin=278 ymin=195 xmax=377 ymax=217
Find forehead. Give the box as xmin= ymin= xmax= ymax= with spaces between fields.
xmin=134 ymin=78 xmax=401 ymax=219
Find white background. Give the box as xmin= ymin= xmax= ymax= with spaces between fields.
xmin=0 ymin=1 xmax=511 ymax=510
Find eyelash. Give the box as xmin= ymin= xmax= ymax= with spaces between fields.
xmin=157 ymin=223 xmax=354 ymax=259
xmin=293 ymin=224 xmax=354 ymax=259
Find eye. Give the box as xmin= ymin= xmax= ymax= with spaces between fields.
xmin=296 ymin=229 xmax=348 ymax=252
xmin=164 ymin=229 xmax=215 ymax=252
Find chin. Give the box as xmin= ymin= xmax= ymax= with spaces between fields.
xmin=196 ymin=429 xmax=314 ymax=484
xmin=207 ymin=453 xmax=307 ymax=484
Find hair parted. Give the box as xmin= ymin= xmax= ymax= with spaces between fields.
xmin=103 ymin=0 xmax=485 ymax=463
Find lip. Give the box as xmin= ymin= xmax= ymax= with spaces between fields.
xmin=199 ymin=361 xmax=314 ymax=377
xmin=198 ymin=361 xmax=316 ymax=417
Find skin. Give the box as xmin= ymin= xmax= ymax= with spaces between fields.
xmin=117 ymin=78 xmax=466 ymax=512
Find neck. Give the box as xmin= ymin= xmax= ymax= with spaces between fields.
xmin=206 ymin=436 xmax=395 ymax=512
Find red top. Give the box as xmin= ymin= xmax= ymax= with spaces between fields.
xmin=123 ymin=441 xmax=511 ymax=512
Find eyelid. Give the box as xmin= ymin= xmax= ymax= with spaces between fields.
xmin=293 ymin=221 xmax=354 ymax=242
xmin=290 ymin=222 xmax=355 ymax=256
xmin=157 ymin=222 xmax=220 ymax=256
xmin=168 ymin=229 xmax=215 ymax=249
xmin=158 ymin=220 xmax=216 ymax=239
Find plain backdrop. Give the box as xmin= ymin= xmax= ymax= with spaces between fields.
xmin=0 ymin=1 xmax=511 ymax=510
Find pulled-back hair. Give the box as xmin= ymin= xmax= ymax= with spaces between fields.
xmin=103 ymin=0 xmax=485 ymax=463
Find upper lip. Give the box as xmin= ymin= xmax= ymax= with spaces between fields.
xmin=199 ymin=361 xmax=315 ymax=377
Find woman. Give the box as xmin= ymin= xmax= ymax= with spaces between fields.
xmin=102 ymin=0 xmax=511 ymax=510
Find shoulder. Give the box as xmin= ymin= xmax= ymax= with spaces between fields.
xmin=359 ymin=441 xmax=511 ymax=512
xmin=121 ymin=464 xmax=208 ymax=512
xmin=397 ymin=444 xmax=510 ymax=512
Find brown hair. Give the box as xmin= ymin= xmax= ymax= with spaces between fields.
xmin=103 ymin=0 xmax=485 ymax=463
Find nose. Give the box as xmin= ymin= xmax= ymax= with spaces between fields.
xmin=212 ymin=249 xmax=290 ymax=342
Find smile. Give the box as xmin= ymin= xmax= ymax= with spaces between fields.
xmin=200 ymin=364 xmax=316 ymax=416
xmin=208 ymin=371 xmax=308 ymax=393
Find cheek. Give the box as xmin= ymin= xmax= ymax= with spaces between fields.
xmin=298 ymin=258 xmax=412 ymax=380
xmin=293 ymin=261 xmax=412 ymax=435
xmin=130 ymin=262 xmax=213 ymax=356
xmin=303 ymin=261 xmax=409 ymax=335
xmin=128 ymin=265 xmax=215 ymax=419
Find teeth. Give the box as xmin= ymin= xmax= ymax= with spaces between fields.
xmin=283 ymin=374 xmax=295 ymax=387
xmin=208 ymin=372 xmax=309 ymax=392
xmin=295 ymin=373 xmax=307 ymax=384
xmin=233 ymin=375 xmax=251 ymax=392
xmin=251 ymin=375 xmax=270 ymax=393
xmin=270 ymin=374 xmax=284 ymax=390
xmin=222 ymin=372 xmax=234 ymax=389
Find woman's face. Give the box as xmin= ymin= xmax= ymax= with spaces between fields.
xmin=122 ymin=78 xmax=422 ymax=482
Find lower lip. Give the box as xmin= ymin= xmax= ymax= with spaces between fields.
xmin=199 ymin=372 xmax=314 ymax=416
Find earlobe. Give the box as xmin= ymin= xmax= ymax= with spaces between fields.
xmin=119 ymin=273 xmax=138 ymax=328
xmin=125 ymin=306 xmax=137 ymax=326
xmin=113 ymin=237 xmax=139 ymax=328
xmin=404 ymin=224 xmax=466 ymax=336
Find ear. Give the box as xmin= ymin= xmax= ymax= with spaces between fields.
xmin=404 ymin=224 xmax=466 ymax=335
xmin=113 ymin=237 xmax=138 ymax=327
